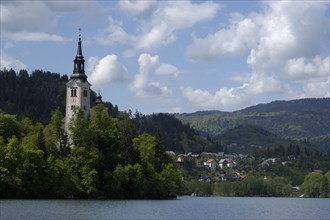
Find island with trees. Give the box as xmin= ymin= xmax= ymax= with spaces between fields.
xmin=0 ymin=69 xmax=329 ymax=199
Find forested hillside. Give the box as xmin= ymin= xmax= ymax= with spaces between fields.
xmin=0 ymin=69 xmax=68 ymax=123
xmin=176 ymin=98 xmax=330 ymax=152
xmin=0 ymin=69 xmax=214 ymax=153
xmin=133 ymin=112 xmax=220 ymax=153
xmin=218 ymin=125 xmax=315 ymax=155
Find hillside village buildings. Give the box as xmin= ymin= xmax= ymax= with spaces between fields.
xmin=174 ymin=151 xmax=299 ymax=182
xmin=175 ymin=151 xmax=245 ymax=181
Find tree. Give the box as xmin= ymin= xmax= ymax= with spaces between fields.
xmin=134 ymin=133 xmax=159 ymax=167
xmin=0 ymin=114 xmax=21 ymax=142
xmin=0 ymin=136 xmax=24 ymax=197
xmin=155 ymin=129 xmax=170 ymax=171
xmin=265 ymin=177 xmax=291 ymax=197
xmin=21 ymin=148 xmax=48 ymax=197
xmin=69 ymin=108 xmax=90 ymax=148
xmin=44 ymin=108 xmax=69 ymax=159
xmin=324 ymin=171 xmax=330 ymax=197
xmin=132 ymin=133 xmax=182 ymax=198
xmin=160 ymin=163 xmax=183 ymax=198
xmin=117 ymin=119 xmax=139 ymax=166
xmin=65 ymin=147 xmax=99 ymax=196
xmin=111 ymin=164 xmax=145 ymax=199
xmin=36 ymin=127 xmax=47 ymax=160
xmin=302 ymin=172 xmax=327 ymax=197
xmin=89 ymin=103 xmax=120 ymax=173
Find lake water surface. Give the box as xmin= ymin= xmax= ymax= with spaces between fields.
xmin=1 ymin=196 xmax=329 ymax=220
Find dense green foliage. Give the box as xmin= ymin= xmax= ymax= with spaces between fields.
xmin=183 ymin=170 xmax=330 ymax=198
xmin=0 ymin=106 xmax=182 ymax=199
xmin=133 ymin=112 xmax=218 ymax=153
xmin=217 ymin=125 xmax=314 ymax=155
xmin=176 ymin=98 xmax=330 ymax=152
xmin=301 ymin=171 xmax=330 ymax=198
xmin=184 ymin=176 xmax=292 ymax=197
xmin=0 ymin=69 xmax=68 ymax=123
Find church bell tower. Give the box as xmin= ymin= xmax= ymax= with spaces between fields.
xmin=65 ymin=31 xmax=91 ymax=132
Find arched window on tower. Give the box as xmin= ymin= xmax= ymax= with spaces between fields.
xmin=71 ymin=88 xmax=77 ymax=97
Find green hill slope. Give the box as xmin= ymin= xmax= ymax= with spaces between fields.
xmin=176 ymin=98 xmax=330 ymax=152
xmin=218 ymin=125 xmax=313 ymax=154
xmin=133 ymin=112 xmax=218 ymax=153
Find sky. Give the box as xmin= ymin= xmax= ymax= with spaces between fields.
xmin=1 ymin=0 xmax=329 ymax=114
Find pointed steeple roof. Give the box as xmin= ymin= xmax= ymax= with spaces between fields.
xmin=76 ymin=32 xmax=83 ymax=58
xmin=71 ymin=28 xmax=87 ymax=81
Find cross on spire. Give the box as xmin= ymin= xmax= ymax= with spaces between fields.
xmin=78 ymin=28 xmax=81 ymax=40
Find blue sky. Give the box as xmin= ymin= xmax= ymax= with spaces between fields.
xmin=1 ymin=0 xmax=329 ymax=114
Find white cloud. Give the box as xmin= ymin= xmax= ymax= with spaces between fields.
xmin=182 ymin=85 xmax=249 ymax=111
xmin=98 ymin=1 xmax=220 ymax=52
xmin=7 ymin=31 xmax=70 ymax=42
xmin=135 ymin=1 xmax=220 ymax=51
xmin=186 ymin=16 xmax=257 ymax=60
xmin=187 ymin=1 xmax=328 ymax=64
xmin=96 ymin=17 xmax=134 ymax=46
xmin=182 ymin=71 xmax=282 ymax=111
xmin=247 ymin=1 xmax=328 ymax=73
xmin=155 ymin=63 xmax=179 ymax=78
xmin=0 ymin=50 xmax=27 ymax=71
xmin=130 ymin=53 xmax=173 ymax=99
xmin=302 ymin=77 xmax=330 ymax=98
xmin=0 ymin=1 xmax=99 ymax=42
xmin=0 ymin=1 xmax=51 ymax=33
xmin=118 ymin=0 xmax=156 ymax=19
xmin=183 ymin=1 xmax=329 ymax=110
xmin=284 ymin=57 xmax=329 ymax=81
xmin=88 ymin=55 xmax=128 ymax=86
xmin=283 ymin=56 xmax=330 ymax=98
xmin=247 ymin=72 xmax=281 ymax=94
xmin=159 ymin=1 xmax=220 ymax=30
xmin=45 ymin=1 xmax=100 ymax=13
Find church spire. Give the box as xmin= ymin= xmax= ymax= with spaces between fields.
xmin=76 ymin=28 xmax=83 ymax=58
xmin=65 ymin=29 xmax=91 ymax=134
xmin=71 ymin=28 xmax=87 ymax=81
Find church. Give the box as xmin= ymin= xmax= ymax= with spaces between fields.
xmin=64 ymin=32 xmax=99 ymax=132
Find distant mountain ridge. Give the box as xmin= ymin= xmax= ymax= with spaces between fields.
xmin=240 ymin=98 xmax=329 ymax=113
xmin=176 ymin=98 xmax=330 ymax=151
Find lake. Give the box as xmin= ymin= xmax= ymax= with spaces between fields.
xmin=1 ymin=196 xmax=329 ymax=220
